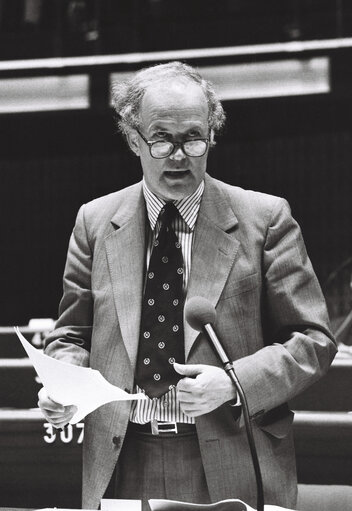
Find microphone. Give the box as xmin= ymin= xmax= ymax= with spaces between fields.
xmin=185 ymin=296 xmax=264 ymax=511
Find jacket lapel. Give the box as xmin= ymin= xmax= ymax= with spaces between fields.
xmin=105 ymin=182 xmax=146 ymax=371
xmin=185 ymin=175 xmax=240 ymax=359
xmin=104 ymin=176 xmax=241 ymax=366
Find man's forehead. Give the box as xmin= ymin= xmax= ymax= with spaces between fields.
xmin=140 ymin=80 xmax=208 ymax=126
xmin=144 ymin=78 xmax=206 ymax=104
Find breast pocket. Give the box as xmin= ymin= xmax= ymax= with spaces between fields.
xmin=220 ymin=272 xmax=259 ymax=300
xmin=216 ymin=272 xmax=262 ymax=356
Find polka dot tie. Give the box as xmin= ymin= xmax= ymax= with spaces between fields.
xmin=136 ymin=202 xmax=185 ymax=398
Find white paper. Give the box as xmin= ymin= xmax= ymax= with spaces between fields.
xmin=36 ymin=509 xmax=96 ymax=511
xmin=101 ymin=499 xmax=142 ymax=511
xmin=149 ymin=499 xmax=295 ymax=511
xmin=14 ymin=326 xmax=146 ymax=424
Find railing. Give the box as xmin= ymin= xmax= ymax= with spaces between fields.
xmin=1 ymin=38 xmax=352 ymax=113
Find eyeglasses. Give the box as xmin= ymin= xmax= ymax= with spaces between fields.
xmin=136 ymin=129 xmax=209 ymax=159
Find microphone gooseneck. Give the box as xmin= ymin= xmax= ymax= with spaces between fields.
xmin=185 ymin=296 xmax=264 ymax=511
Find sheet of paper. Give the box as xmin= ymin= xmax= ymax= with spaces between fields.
xmin=14 ymin=326 xmax=146 ymax=424
xmin=36 ymin=509 xmax=96 ymax=511
xmin=149 ymin=499 xmax=295 ymax=511
xmin=149 ymin=500 xmax=249 ymax=511
xmin=101 ymin=499 xmax=142 ymax=511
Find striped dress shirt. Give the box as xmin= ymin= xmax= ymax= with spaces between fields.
xmin=130 ymin=179 xmax=205 ymax=424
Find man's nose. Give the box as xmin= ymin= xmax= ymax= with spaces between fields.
xmin=169 ymin=146 xmax=186 ymax=161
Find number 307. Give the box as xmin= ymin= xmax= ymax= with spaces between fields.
xmin=43 ymin=422 xmax=84 ymax=444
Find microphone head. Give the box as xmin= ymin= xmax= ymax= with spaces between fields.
xmin=185 ymin=296 xmax=217 ymax=331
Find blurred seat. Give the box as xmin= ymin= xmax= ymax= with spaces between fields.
xmin=0 ymin=324 xmax=54 ymax=408
xmin=289 ymin=358 xmax=352 ymax=411
xmin=0 ymin=408 xmax=82 ymax=508
xmin=323 ymin=256 xmax=352 ymax=346
xmin=0 ymin=358 xmax=41 ymax=408
xmin=0 ymin=322 xmax=54 ymax=358
xmin=293 ymin=411 xmax=352 ymax=485
xmin=0 ymin=328 xmax=35 ymax=358
xmin=297 ymin=484 xmax=352 ymax=511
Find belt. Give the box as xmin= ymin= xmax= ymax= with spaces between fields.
xmin=129 ymin=419 xmax=196 ymax=436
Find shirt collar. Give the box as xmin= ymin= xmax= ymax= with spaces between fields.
xmin=143 ymin=179 xmax=204 ymax=231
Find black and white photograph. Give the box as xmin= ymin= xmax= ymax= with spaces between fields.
xmin=0 ymin=2 xmax=351 ymax=511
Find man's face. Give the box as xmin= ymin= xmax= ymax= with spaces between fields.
xmin=128 ymin=81 xmax=210 ymax=201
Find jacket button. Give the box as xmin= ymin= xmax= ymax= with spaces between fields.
xmin=112 ymin=436 xmax=121 ymax=448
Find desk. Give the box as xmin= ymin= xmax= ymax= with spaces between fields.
xmin=0 ymin=409 xmax=82 ymax=508
xmin=289 ymin=358 xmax=352 ymax=411
xmin=0 ymin=359 xmax=40 ymax=408
xmin=293 ymin=411 xmax=352 ymax=484
xmin=1 ymin=409 xmax=352 ymax=508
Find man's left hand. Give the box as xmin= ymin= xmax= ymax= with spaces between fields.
xmin=174 ymin=362 xmax=237 ymax=417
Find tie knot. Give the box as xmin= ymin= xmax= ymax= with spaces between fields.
xmin=160 ymin=202 xmax=178 ymax=228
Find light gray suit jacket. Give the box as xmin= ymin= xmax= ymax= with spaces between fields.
xmin=45 ymin=174 xmax=336 ymax=509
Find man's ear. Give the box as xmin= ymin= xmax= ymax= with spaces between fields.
xmin=126 ymin=129 xmax=140 ymax=156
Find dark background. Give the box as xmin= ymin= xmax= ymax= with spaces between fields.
xmin=1 ymin=0 xmax=352 ymax=59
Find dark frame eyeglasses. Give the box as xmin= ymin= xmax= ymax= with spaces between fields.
xmin=136 ymin=129 xmax=209 ymax=159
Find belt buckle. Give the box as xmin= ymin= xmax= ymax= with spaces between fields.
xmin=151 ymin=419 xmax=178 ymax=435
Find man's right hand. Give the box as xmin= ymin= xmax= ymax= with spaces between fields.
xmin=37 ymin=387 xmax=77 ymax=429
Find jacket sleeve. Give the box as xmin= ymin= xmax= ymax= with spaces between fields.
xmin=233 ymin=198 xmax=337 ymax=418
xmin=44 ymin=204 xmax=92 ymax=367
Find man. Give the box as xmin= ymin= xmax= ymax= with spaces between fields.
xmin=38 ymin=61 xmax=336 ymax=510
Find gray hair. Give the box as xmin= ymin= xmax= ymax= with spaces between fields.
xmin=111 ymin=61 xmax=226 ymax=142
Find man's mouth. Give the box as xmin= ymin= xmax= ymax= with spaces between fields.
xmin=164 ymin=170 xmax=190 ymax=178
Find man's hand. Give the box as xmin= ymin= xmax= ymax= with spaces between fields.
xmin=174 ymin=363 xmax=237 ymax=417
xmin=37 ymin=387 xmax=77 ymax=429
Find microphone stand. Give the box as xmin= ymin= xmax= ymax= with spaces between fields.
xmin=203 ymin=323 xmax=265 ymax=511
